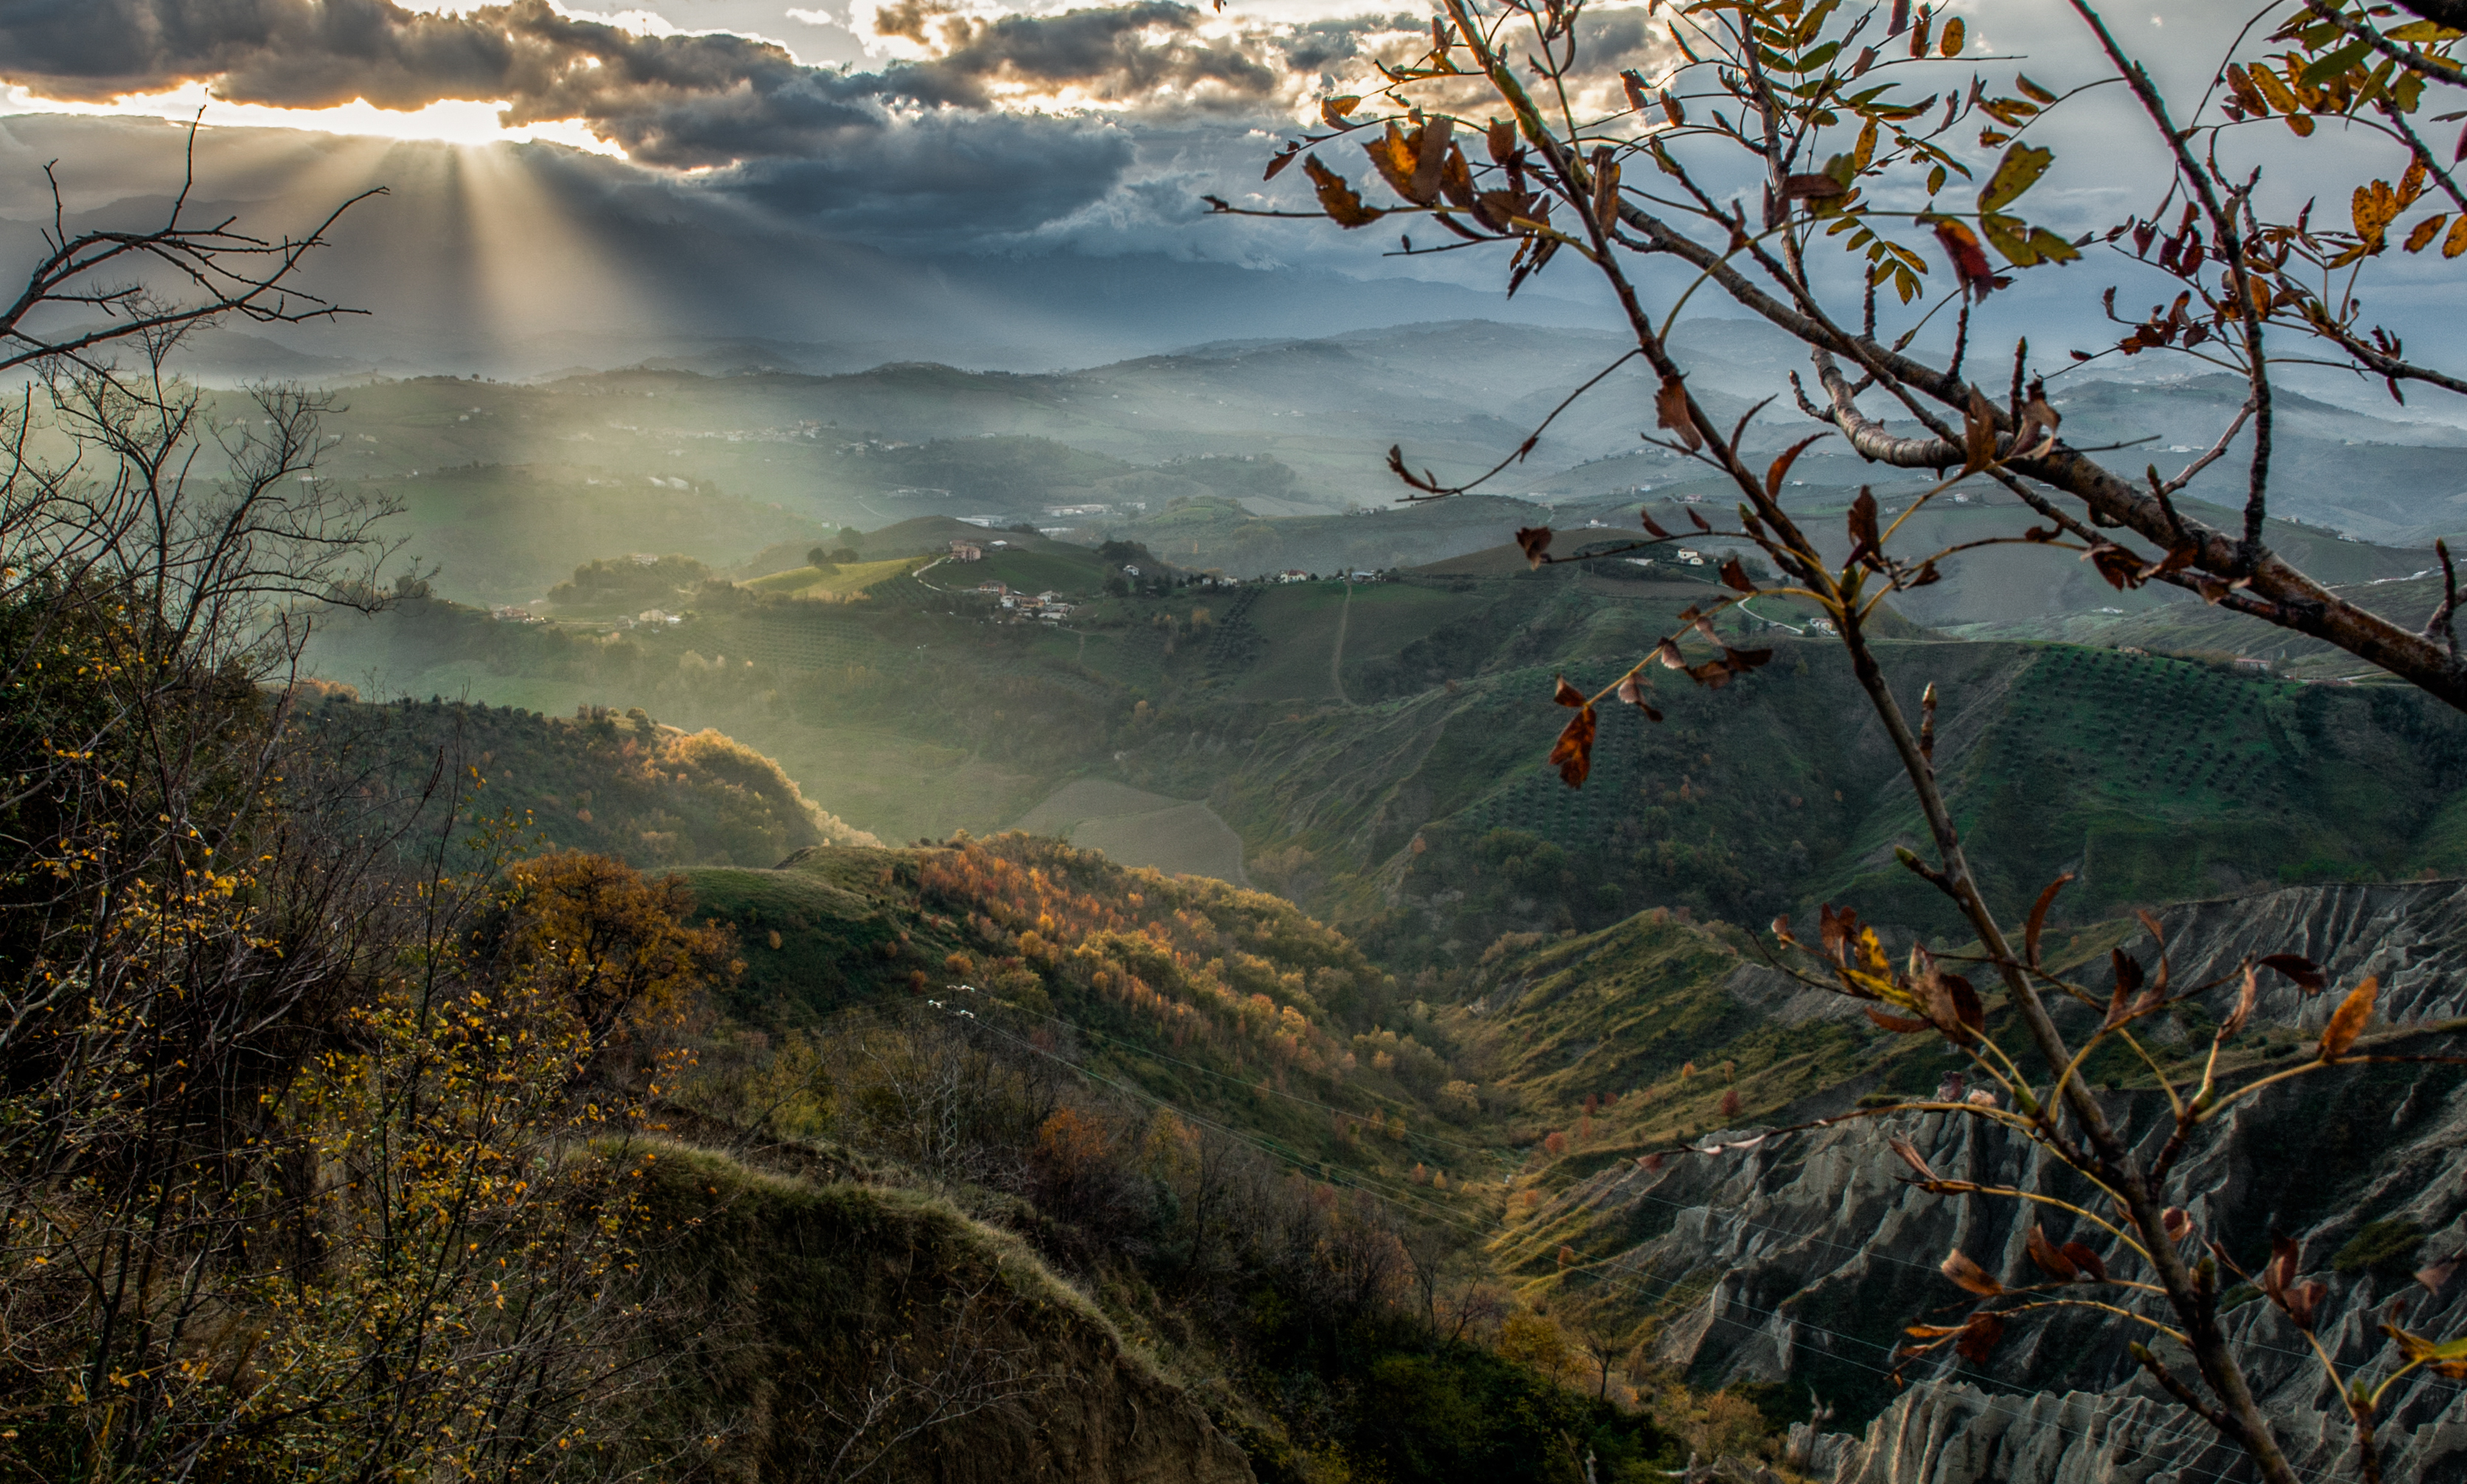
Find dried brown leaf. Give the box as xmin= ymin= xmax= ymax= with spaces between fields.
xmin=2220 ymin=964 xmax=2259 ymax=1039
xmin=1614 ymin=671 xmax=1663 ymax=720
xmin=2104 ymin=949 xmax=2143 ymax=1028
xmin=1548 ymin=704 xmax=1597 ymax=788
xmin=1933 ymin=217 xmax=2003 ymax=300
xmin=2319 ymin=975 xmax=2378 ymax=1061
xmin=1847 ymin=488 xmax=1882 ymax=566
xmin=2263 ymin=1232 xmax=2300 ymax=1305
xmin=1413 ymin=116 xmax=1455 ymax=206
xmin=2026 ymin=1224 xmax=2079 ymax=1281
xmin=2259 ymin=953 xmax=2327 ymax=994
xmin=2417 ymin=1252 xmax=2461 ymax=1296
xmin=1655 ymin=375 xmax=1702 ymax=452
xmin=1766 ymin=433 xmax=1829 ymax=501
xmin=1961 ymin=385 xmax=1997 ymax=476
xmin=2286 ymin=1278 xmax=2326 ymax=1330
xmin=1303 ymin=155 xmax=1384 ymax=229
xmin=2060 ymin=1241 xmax=2107 ymax=1282
xmin=1439 ymin=145 xmax=1478 ymax=210
xmin=2024 ymin=872 xmax=2073 ymax=968
xmin=1954 ymin=1311 xmax=2004 ymax=1364
xmin=1941 ymin=1248 xmax=2004 ymax=1297
xmin=1486 ymin=116 xmax=1517 ymax=164
xmin=1365 ymin=122 xmax=1422 ymax=203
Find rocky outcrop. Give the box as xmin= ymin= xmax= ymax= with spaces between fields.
xmin=1546 ymin=880 xmax=2467 ymax=1484
xmin=2143 ymin=880 xmax=2467 ymax=1025
xmin=1816 ymin=1380 xmax=2467 ymax=1484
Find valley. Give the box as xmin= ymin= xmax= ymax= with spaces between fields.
xmin=279 ymin=344 xmax=2467 ymax=1479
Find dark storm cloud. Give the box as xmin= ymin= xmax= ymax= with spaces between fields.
xmin=1 ymin=0 xmax=1531 ymax=248
xmin=710 ymin=108 xmax=1135 ymax=234
xmin=0 ymin=0 xmax=1300 ymax=158
xmin=1 ymin=0 xmax=855 ymax=164
xmin=0 ymin=0 xmax=1310 ymax=237
xmin=880 ymin=1 xmax=1278 ymax=110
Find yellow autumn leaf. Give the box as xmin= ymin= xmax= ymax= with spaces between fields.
xmin=2250 ymin=63 xmax=2298 ymax=114
xmin=2353 ymin=180 xmax=2398 ymax=245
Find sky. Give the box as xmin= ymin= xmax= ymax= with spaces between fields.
xmin=0 ymin=0 xmax=2460 ymax=389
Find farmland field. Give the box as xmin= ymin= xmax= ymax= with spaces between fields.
xmin=1009 ymin=778 xmax=1250 ymax=884
xmin=1230 ymin=582 xmax=1475 ymax=701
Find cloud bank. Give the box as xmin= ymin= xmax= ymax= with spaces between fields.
xmin=0 ymin=0 xmax=1674 ymax=248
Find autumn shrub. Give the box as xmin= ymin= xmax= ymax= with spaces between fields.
xmin=1685 ymin=1392 xmax=1772 ymax=1463
xmin=0 ymin=310 xmax=745 ymax=1480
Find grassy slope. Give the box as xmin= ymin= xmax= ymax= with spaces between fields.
xmin=295 ymin=694 xmax=875 ymax=868
xmin=672 ymin=836 xmax=1489 ymax=1187
xmin=1011 ymin=779 xmax=1250 ymax=882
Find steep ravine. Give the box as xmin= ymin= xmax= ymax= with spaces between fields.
xmin=1536 ymin=880 xmax=2467 ymax=1483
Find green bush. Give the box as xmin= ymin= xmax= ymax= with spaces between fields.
xmin=2332 ymin=1219 xmax=2425 ymax=1280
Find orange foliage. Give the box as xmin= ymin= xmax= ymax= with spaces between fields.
xmin=495 ymin=851 xmax=739 ymax=1079
xmin=1036 ymin=1107 xmax=1113 ymax=1178
xmin=918 ymin=835 xmax=1373 ymax=1072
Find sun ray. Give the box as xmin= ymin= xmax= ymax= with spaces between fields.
xmin=1 ymin=80 xmax=624 ymax=155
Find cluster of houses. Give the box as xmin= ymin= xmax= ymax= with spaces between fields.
xmin=975 ymin=581 xmax=1076 ymax=621
xmin=1622 ymin=548 xmax=1710 ymax=569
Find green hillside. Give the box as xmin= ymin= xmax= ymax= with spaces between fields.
xmin=293 ymin=691 xmax=878 ymax=867
xmin=302 ymin=523 xmax=2467 ymax=967
xmin=369 ymin=461 xmax=829 ymax=607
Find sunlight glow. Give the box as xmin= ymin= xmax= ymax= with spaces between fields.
xmin=0 ymin=82 xmax=625 ymax=156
